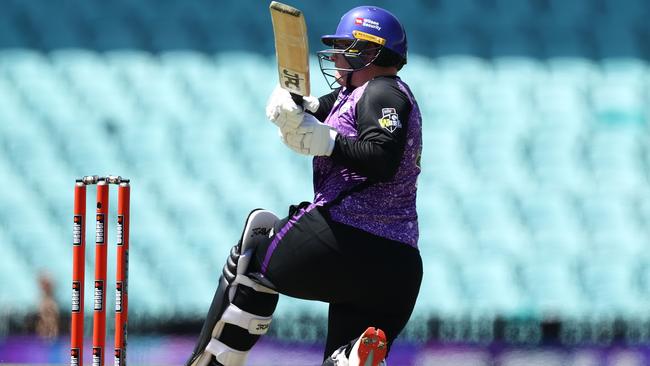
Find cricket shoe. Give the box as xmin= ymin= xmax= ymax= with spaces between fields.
xmin=324 ymin=327 xmax=387 ymax=366
xmin=349 ymin=327 xmax=387 ymax=366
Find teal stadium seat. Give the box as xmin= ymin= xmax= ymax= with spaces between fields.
xmin=539 ymin=25 xmax=592 ymax=58
xmin=420 ymin=126 xmax=475 ymax=189
xmin=415 ymin=258 xmax=466 ymax=318
xmin=128 ymin=221 xmax=214 ymax=315
xmin=525 ymin=126 xmax=590 ymax=189
xmin=546 ymin=57 xmax=600 ymax=88
xmin=637 ymin=261 xmax=650 ymax=309
xmin=591 ymin=80 xmax=646 ymax=126
xmin=179 ymin=116 xmax=284 ymax=214
xmin=119 ymin=118 xmax=180 ymax=176
xmin=636 ymin=192 xmax=650 ymax=229
xmin=577 ymin=192 xmax=647 ymax=258
xmin=600 ymin=58 xmax=649 ymax=84
xmin=1 ymin=115 xmax=68 ymax=185
xmin=214 ymin=52 xmax=277 ymax=109
xmin=51 ymin=49 xmax=139 ymax=123
xmin=399 ymin=54 xmax=436 ymax=96
xmin=108 ymin=50 xmax=194 ymax=122
xmin=148 ymin=13 xmax=201 ymax=52
xmin=545 ymin=0 xmax=594 ymax=26
xmin=0 ymin=17 xmax=24 ymax=49
xmin=418 ymin=186 xmax=473 ymax=260
xmin=594 ymin=22 xmax=643 ymax=59
xmin=457 ymin=189 xmax=518 ymax=236
xmin=421 ymin=80 xmax=476 ymax=128
xmin=431 ymin=27 xmax=482 ymax=57
xmin=1 ymin=50 xmax=84 ymax=124
xmin=586 ymin=130 xmax=646 ymax=190
xmin=531 ymin=80 xmax=589 ymax=132
xmin=129 ymin=252 xmax=175 ymax=317
xmin=93 ymin=15 xmax=142 ymax=50
xmin=3 ymin=190 xmax=68 ymax=281
xmin=601 ymin=0 xmax=648 ymax=19
xmin=518 ymin=258 xmax=587 ymax=319
xmin=57 ymin=118 xmax=127 ymax=175
xmin=488 ymin=25 xmax=539 ymax=58
xmin=0 ymin=230 xmax=39 ymax=311
xmin=578 ymin=256 xmax=645 ymax=317
xmin=515 ymin=190 xmax=587 ymax=260
xmin=0 ymin=73 xmax=30 ymax=122
xmin=436 ymin=0 xmax=484 ymax=25
xmin=0 ymin=1 xmax=649 ymax=329
xmin=492 ymin=57 xmax=548 ymax=91
xmin=38 ymin=9 xmax=87 ymax=50
xmin=476 ymin=74 xmax=535 ymax=124
xmin=491 ymin=0 xmax=538 ymax=26
xmin=467 ymin=129 xmax=531 ymax=188
xmin=458 ymin=255 xmax=524 ymax=317
xmin=457 ymin=189 xmax=534 ymax=261
xmin=435 ymin=55 xmax=493 ymax=85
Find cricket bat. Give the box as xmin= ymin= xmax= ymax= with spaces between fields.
xmin=269 ymin=1 xmax=310 ymax=105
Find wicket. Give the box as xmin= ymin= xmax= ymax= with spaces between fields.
xmin=71 ymin=175 xmax=131 ymax=366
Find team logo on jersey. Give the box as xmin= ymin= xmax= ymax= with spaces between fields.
xmin=378 ymin=108 xmax=402 ymax=133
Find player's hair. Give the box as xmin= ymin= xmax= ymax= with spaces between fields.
xmin=373 ymin=47 xmax=406 ymax=70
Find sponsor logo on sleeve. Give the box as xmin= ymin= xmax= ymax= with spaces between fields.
xmin=378 ymin=108 xmax=402 ymax=133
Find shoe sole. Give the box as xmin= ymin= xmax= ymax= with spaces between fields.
xmin=356 ymin=327 xmax=387 ymax=366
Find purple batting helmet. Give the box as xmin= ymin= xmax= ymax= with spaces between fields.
xmin=321 ymin=6 xmax=407 ymax=60
xmin=317 ymin=6 xmax=408 ymax=88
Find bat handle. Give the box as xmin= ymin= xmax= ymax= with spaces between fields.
xmin=290 ymin=93 xmax=304 ymax=107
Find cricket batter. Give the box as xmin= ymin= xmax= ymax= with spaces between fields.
xmin=186 ymin=5 xmax=422 ymax=366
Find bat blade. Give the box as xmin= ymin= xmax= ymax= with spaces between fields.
xmin=269 ymin=1 xmax=310 ymax=100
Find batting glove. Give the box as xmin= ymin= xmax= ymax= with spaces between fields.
xmin=266 ymin=85 xmax=321 ymax=128
xmin=266 ymin=85 xmax=303 ymax=131
xmin=280 ymin=114 xmax=337 ymax=156
xmin=302 ymin=95 xmax=320 ymax=113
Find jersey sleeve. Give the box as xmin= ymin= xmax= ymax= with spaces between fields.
xmin=308 ymin=88 xmax=340 ymax=122
xmin=330 ymin=78 xmax=411 ymax=182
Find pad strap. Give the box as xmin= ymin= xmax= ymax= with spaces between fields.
xmin=233 ymin=274 xmax=278 ymax=295
xmin=205 ymin=338 xmax=248 ymax=366
xmin=221 ymin=304 xmax=273 ymax=335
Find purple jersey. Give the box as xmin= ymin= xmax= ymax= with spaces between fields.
xmin=313 ymin=78 xmax=422 ymax=247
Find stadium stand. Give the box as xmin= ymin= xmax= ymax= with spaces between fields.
xmin=0 ymin=0 xmax=648 ymax=348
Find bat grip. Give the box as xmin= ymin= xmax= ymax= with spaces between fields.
xmin=290 ymin=93 xmax=304 ymax=107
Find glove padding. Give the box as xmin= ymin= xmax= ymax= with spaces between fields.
xmin=266 ymin=85 xmax=303 ymax=131
xmin=279 ymin=113 xmax=337 ymax=156
xmin=266 ymin=85 xmax=320 ymax=131
xmin=302 ymin=95 xmax=320 ymax=113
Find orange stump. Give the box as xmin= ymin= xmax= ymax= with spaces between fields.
xmin=70 ymin=176 xmax=130 ymax=366
xmin=71 ymin=180 xmax=87 ymax=366
xmin=114 ymin=181 xmax=130 ymax=366
xmin=93 ymin=179 xmax=109 ymax=366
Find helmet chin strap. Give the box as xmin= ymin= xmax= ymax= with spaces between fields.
xmin=345 ymin=71 xmax=354 ymax=88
